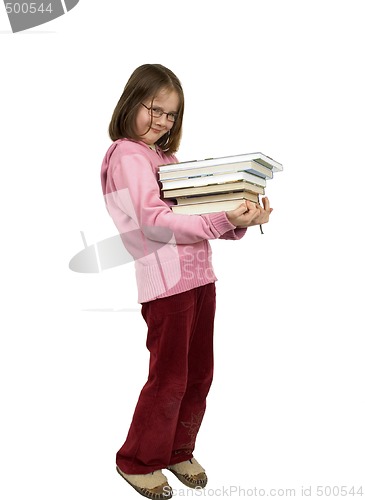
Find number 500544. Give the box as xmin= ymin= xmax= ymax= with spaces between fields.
xmin=5 ymin=3 xmax=53 ymax=14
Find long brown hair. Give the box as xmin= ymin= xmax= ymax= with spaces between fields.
xmin=109 ymin=64 xmax=184 ymax=154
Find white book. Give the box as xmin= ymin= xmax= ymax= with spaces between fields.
xmin=161 ymin=170 xmax=266 ymax=190
xmin=159 ymin=160 xmax=273 ymax=181
xmin=159 ymin=152 xmax=283 ymax=174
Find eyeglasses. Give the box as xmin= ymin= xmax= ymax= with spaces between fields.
xmin=141 ymin=103 xmax=178 ymax=123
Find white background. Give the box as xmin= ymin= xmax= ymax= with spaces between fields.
xmin=1 ymin=0 xmax=364 ymax=498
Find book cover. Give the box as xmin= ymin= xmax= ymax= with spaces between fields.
xmin=160 ymin=170 xmax=267 ymax=190
xmin=171 ymin=198 xmax=252 ymax=215
xmin=159 ymin=152 xmax=283 ymax=174
xmin=162 ymin=180 xmax=265 ymax=198
xmin=159 ymin=160 xmax=273 ymax=181
xmin=175 ymin=190 xmax=259 ymax=206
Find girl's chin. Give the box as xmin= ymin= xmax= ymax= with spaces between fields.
xmin=140 ymin=129 xmax=166 ymax=145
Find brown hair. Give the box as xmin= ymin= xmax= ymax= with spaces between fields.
xmin=108 ymin=64 xmax=184 ymax=154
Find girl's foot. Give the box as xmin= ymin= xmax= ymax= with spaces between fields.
xmin=167 ymin=458 xmax=208 ymax=489
xmin=116 ymin=466 xmax=173 ymax=499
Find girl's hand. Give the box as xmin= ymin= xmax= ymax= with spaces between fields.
xmin=226 ymin=197 xmax=273 ymax=228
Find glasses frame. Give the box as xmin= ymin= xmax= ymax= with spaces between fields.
xmin=141 ymin=103 xmax=178 ymax=123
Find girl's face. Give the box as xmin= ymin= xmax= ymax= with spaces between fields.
xmin=135 ymin=88 xmax=179 ymax=146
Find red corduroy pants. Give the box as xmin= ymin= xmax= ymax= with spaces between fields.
xmin=116 ymin=283 xmax=216 ymax=474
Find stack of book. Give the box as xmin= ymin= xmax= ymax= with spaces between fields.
xmin=158 ymin=152 xmax=283 ymax=215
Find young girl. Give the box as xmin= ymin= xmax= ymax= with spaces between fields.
xmin=100 ymin=64 xmax=272 ymax=499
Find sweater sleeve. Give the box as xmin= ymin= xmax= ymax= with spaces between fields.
xmin=108 ymin=152 xmax=239 ymax=245
xmin=219 ymin=226 xmax=247 ymax=240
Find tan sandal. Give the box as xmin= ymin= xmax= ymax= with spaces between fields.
xmin=116 ymin=466 xmax=173 ymax=499
xmin=167 ymin=458 xmax=208 ymax=489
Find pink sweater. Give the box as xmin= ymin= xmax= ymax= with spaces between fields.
xmin=101 ymin=139 xmax=247 ymax=303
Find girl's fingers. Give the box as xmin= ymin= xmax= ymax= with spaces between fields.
xmin=262 ymin=197 xmax=270 ymax=211
xmin=235 ymin=202 xmax=247 ymax=214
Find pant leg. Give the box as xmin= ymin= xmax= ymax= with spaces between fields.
xmin=116 ymin=288 xmax=198 ymax=474
xmin=169 ymin=282 xmax=216 ymax=465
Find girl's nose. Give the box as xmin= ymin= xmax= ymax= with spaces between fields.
xmin=155 ymin=114 xmax=169 ymax=126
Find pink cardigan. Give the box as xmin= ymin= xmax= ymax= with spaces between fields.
xmin=101 ymin=139 xmax=247 ymax=303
